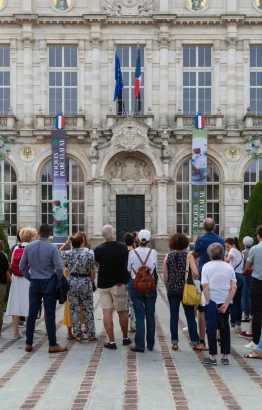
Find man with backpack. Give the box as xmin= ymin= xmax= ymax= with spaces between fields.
xmin=94 ymin=225 xmax=131 ymax=350
xmin=128 ymin=230 xmax=158 ymax=352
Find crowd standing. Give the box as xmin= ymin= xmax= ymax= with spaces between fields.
xmin=0 ymin=220 xmax=262 ymax=362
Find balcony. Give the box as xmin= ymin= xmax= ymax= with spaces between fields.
xmin=0 ymin=108 xmax=18 ymax=140
xmin=34 ymin=108 xmax=87 ymax=142
xmin=243 ymin=108 xmax=262 ymax=134
xmin=106 ymin=107 xmax=154 ymax=128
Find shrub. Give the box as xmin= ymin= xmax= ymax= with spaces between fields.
xmin=239 ymin=180 xmax=262 ymax=246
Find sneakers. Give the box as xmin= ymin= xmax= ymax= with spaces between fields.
xmin=245 ymin=341 xmax=258 ymax=350
xmin=239 ymin=331 xmax=253 ymax=339
xmin=33 ymin=333 xmax=40 ymax=340
xmin=48 ymin=344 xmax=68 ymax=354
xmin=13 ymin=333 xmax=23 ymax=340
xmin=221 ymin=358 xmax=229 ymax=365
xmin=123 ymin=338 xmax=132 ymax=346
xmin=202 ymin=357 xmax=217 ymax=366
xmin=104 ymin=342 xmax=117 ymax=350
xmin=233 ymin=326 xmax=242 ymax=334
xmin=183 ymin=327 xmax=188 ymax=332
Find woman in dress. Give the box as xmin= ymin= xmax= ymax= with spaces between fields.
xmin=225 ymin=237 xmax=244 ymax=334
xmin=6 ymin=227 xmax=37 ymax=340
xmin=163 ymin=233 xmax=206 ymax=351
xmin=59 ymin=235 xmax=97 ymax=343
xmin=0 ymin=240 xmax=10 ymax=337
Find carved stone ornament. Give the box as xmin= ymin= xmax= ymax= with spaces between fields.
xmin=109 ymin=157 xmax=151 ymax=181
xmin=113 ymin=126 xmax=148 ymax=152
xmin=0 ymin=0 xmax=6 ymax=12
xmin=225 ymin=146 xmax=241 ymax=162
xmin=229 ymin=187 xmax=238 ymax=201
xmin=20 ymin=146 xmax=35 ymax=162
xmin=185 ymin=0 xmax=209 ymax=13
xmin=23 ymin=188 xmax=32 ymax=201
xmin=50 ymin=0 xmax=74 ymax=13
xmin=22 ymin=37 xmax=34 ymax=49
xmin=90 ymin=37 xmax=103 ymax=49
xmin=104 ymin=0 xmax=155 ymax=16
xmin=226 ymin=37 xmax=238 ymax=50
xmin=253 ymin=0 xmax=262 ymax=12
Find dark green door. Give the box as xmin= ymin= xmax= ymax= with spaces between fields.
xmin=116 ymin=195 xmax=145 ymax=242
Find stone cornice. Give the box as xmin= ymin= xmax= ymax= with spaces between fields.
xmin=220 ymin=14 xmax=246 ymax=24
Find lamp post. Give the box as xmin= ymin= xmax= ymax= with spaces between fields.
xmin=245 ymin=134 xmax=261 ymax=183
xmin=0 ymin=135 xmax=11 ymax=223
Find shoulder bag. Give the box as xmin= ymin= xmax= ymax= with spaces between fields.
xmin=182 ymin=253 xmax=201 ymax=306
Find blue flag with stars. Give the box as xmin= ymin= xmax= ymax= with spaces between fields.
xmin=114 ymin=52 xmax=124 ymax=102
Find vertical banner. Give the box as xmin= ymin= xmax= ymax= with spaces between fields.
xmin=52 ymin=130 xmax=68 ymax=244
xmin=192 ymin=128 xmax=208 ymax=237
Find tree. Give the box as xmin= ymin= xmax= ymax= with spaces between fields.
xmin=239 ymin=180 xmax=262 ymax=246
xmin=0 ymin=223 xmax=10 ymax=261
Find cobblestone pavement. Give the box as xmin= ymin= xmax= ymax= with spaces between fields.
xmin=0 ymin=279 xmax=262 ymax=410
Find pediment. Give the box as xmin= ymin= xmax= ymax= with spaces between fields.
xmin=111 ymin=118 xmax=149 ymax=152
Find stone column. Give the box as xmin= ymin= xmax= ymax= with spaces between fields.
xmin=175 ymin=40 xmax=182 ymax=112
xmin=224 ymin=183 xmax=243 ymax=238
xmin=90 ymin=28 xmax=102 ymax=128
xmin=92 ymin=180 xmax=104 ymax=243
xmin=78 ymin=39 xmax=85 ymax=112
xmin=214 ymin=40 xmax=221 ymax=112
xmin=107 ymin=39 xmax=114 ymax=113
xmin=155 ymin=179 xmax=169 ymax=250
xmin=39 ymin=39 xmax=47 ymax=114
xmin=226 ymin=36 xmax=238 ymax=128
xmin=159 ymin=26 xmax=169 ymax=128
xmin=146 ymin=39 xmax=153 ymax=115
xmin=10 ymin=39 xmax=17 ymax=114
xmin=22 ymin=31 xmax=34 ymax=128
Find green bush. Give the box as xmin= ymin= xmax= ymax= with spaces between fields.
xmin=239 ymin=180 xmax=262 ymax=246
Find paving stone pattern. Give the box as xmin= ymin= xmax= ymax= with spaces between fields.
xmin=0 ymin=282 xmax=262 ymax=410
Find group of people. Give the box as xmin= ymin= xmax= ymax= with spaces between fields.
xmin=0 ymin=219 xmax=262 ymax=365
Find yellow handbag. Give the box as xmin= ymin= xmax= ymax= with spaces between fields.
xmin=182 ymin=253 xmax=201 ymax=306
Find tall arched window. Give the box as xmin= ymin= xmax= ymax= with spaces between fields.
xmin=0 ymin=160 xmax=17 ymax=235
xmin=244 ymin=159 xmax=262 ymax=210
xmin=41 ymin=158 xmax=85 ymax=234
xmin=176 ymin=158 xmax=220 ymax=236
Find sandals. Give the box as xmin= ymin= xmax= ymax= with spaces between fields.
xmin=67 ymin=334 xmax=76 ymax=341
xmin=88 ymin=337 xmax=98 ymax=343
xmin=242 ymin=316 xmax=251 ymax=323
xmin=171 ymin=344 xmax=178 ymax=351
xmin=193 ymin=344 xmax=209 ymax=351
xmin=244 ymin=350 xmax=262 ymax=359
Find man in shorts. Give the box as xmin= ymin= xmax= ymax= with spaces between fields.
xmin=193 ymin=218 xmax=225 ymax=345
xmin=94 ymin=225 xmax=131 ymax=350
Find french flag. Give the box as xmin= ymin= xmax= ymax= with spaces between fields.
xmin=55 ymin=113 xmax=65 ymax=129
xmin=134 ymin=45 xmax=141 ymax=102
xmin=195 ymin=112 xmax=205 ymax=129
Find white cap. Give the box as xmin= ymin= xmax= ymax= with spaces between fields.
xmin=138 ymin=229 xmax=151 ymax=243
xmin=243 ymin=236 xmax=254 ymax=247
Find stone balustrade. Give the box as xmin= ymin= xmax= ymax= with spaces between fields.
xmin=243 ymin=108 xmax=262 ymax=129
xmin=36 ymin=114 xmax=85 ymax=130
xmin=175 ymin=111 xmax=224 ymax=130
xmin=0 ymin=110 xmax=18 ymax=140
xmin=106 ymin=111 xmax=154 ymax=128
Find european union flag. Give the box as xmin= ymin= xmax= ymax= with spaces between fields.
xmin=114 ymin=52 xmax=124 ymax=102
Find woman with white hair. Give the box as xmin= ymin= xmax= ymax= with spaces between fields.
xmin=241 ymin=236 xmax=254 ymax=323
xmin=6 ymin=227 xmax=37 ymax=340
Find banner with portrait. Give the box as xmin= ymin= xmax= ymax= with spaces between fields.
xmin=52 ymin=130 xmax=68 ymax=244
xmin=191 ymin=129 xmax=208 ymax=238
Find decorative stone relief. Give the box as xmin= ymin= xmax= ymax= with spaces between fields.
xmin=109 ymin=157 xmax=151 ymax=181
xmin=253 ymin=0 xmax=262 ymax=12
xmin=50 ymin=0 xmax=74 ymax=12
xmin=104 ymin=0 xmax=155 ymax=16
xmin=229 ymin=187 xmax=238 ymax=201
xmin=23 ymin=188 xmax=32 ymax=201
xmin=20 ymin=146 xmax=35 ymax=162
xmin=113 ymin=125 xmax=148 ymax=152
xmin=226 ymin=37 xmax=238 ymax=50
xmin=161 ymin=130 xmax=171 ymax=160
xmin=185 ymin=0 xmax=209 ymax=13
xmin=225 ymin=146 xmax=241 ymax=162
xmin=22 ymin=37 xmax=34 ymax=49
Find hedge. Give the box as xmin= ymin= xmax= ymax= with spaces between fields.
xmin=239 ymin=179 xmax=262 ymax=246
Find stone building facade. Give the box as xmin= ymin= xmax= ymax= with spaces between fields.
xmin=0 ymin=0 xmax=262 ymax=249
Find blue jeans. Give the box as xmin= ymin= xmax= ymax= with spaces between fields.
xmin=257 ymin=335 xmax=262 ymax=352
xmin=129 ymin=281 xmax=157 ymax=350
xmin=26 ymin=279 xmax=57 ymax=347
xmin=242 ymin=276 xmax=252 ymax=317
xmin=205 ymin=300 xmax=230 ymax=356
xmin=230 ymin=273 xmax=244 ymax=326
xmin=167 ymin=291 xmax=199 ymax=345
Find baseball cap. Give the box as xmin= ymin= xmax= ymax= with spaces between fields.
xmin=138 ymin=229 xmax=151 ymax=243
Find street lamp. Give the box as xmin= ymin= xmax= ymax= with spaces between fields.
xmin=245 ymin=134 xmax=262 ymax=160
xmin=0 ymin=135 xmax=11 ymax=223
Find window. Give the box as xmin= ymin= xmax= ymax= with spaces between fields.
xmin=41 ymin=158 xmax=85 ymax=234
xmin=176 ymin=158 xmax=220 ymax=236
xmin=116 ymin=46 xmax=144 ymax=115
xmin=250 ymin=47 xmax=262 ymax=115
xmin=0 ymin=46 xmax=10 ymax=114
xmin=48 ymin=46 xmax=78 ymax=115
xmin=244 ymin=159 xmax=262 ymax=209
xmin=0 ymin=160 xmax=17 ymax=236
xmin=183 ymin=46 xmax=212 ymax=115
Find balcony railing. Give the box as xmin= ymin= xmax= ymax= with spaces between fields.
xmin=106 ymin=107 xmax=154 ymax=127
xmin=0 ymin=109 xmax=18 ymax=139
xmin=175 ymin=109 xmax=224 ymax=130
xmin=243 ymin=108 xmax=262 ymax=129
xmin=36 ymin=110 xmax=85 ymax=130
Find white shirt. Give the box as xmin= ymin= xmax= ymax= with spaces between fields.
xmin=128 ymin=248 xmax=158 ymax=280
xmin=201 ymin=261 xmax=236 ymax=305
xmin=229 ymin=248 xmax=244 ymax=273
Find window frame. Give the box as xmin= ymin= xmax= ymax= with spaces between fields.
xmin=0 ymin=46 xmax=10 ymax=115
xmin=243 ymin=159 xmax=262 ymax=211
xmin=48 ymin=46 xmax=78 ymax=116
xmin=182 ymin=45 xmax=212 ymax=115
xmin=250 ymin=46 xmax=262 ymax=116
xmin=0 ymin=160 xmax=17 ymax=236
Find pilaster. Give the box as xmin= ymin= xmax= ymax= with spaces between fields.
xmin=22 ymin=25 xmax=34 ymax=129
xmin=214 ymin=40 xmax=221 ymax=113
xmin=39 ymin=39 xmax=47 ymax=114
xmin=146 ymin=39 xmax=153 ymax=116
xmin=107 ymin=39 xmax=115 ymax=115
xmin=159 ymin=0 xmax=169 ymax=13
xmin=224 ymin=182 xmax=243 ymax=238
xmin=92 ymin=179 xmax=104 ymax=245
xmin=226 ymin=35 xmax=238 ymax=128
xmin=155 ymin=179 xmax=169 ymax=251
xmin=243 ymin=39 xmax=250 ymax=116
xmin=90 ymin=0 xmax=100 ymax=13
xmin=10 ymin=38 xmax=17 ymax=115
xmin=175 ymin=39 xmax=182 ymax=114
xmin=158 ymin=24 xmax=170 ymax=128
xmin=78 ymin=39 xmax=85 ymax=113
xmin=22 ymin=0 xmax=32 ymax=13
xmin=90 ymin=26 xmax=102 ymax=128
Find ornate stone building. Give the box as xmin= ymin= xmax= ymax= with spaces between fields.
xmin=0 ymin=0 xmax=262 ymax=249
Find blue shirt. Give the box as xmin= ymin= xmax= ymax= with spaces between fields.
xmin=247 ymin=242 xmax=262 ymax=281
xmin=194 ymin=232 xmax=225 ymax=274
xmin=20 ymin=238 xmax=64 ymax=281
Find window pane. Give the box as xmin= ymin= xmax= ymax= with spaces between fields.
xmin=190 ymin=47 xmax=196 ymax=67
xmin=250 ymin=47 xmax=257 ymax=67
xmin=183 ymin=47 xmax=190 ymax=68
